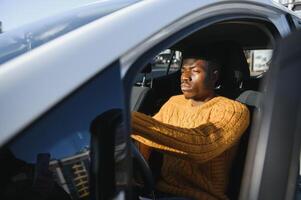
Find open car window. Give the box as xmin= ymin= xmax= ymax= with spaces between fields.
xmin=134 ymin=49 xmax=182 ymax=87
xmin=153 ymin=49 xmax=182 ymax=76
xmin=129 ymin=14 xmax=284 ymax=199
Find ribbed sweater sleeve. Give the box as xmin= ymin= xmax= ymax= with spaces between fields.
xmin=131 ymin=97 xmax=249 ymax=163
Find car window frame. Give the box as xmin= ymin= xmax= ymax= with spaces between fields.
xmin=247 ymin=30 xmax=301 ymax=200
xmin=121 ymin=5 xmax=291 ymax=200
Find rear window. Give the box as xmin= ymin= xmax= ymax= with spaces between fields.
xmin=153 ymin=49 xmax=182 ymax=76
xmin=244 ymin=49 xmax=273 ymax=77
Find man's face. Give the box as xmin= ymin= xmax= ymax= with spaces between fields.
xmin=181 ymin=59 xmax=212 ymax=101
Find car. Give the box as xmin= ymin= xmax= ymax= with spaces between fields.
xmin=0 ymin=0 xmax=301 ymax=200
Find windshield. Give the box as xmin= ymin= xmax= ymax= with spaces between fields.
xmin=0 ymin=0 xmax=141 ymax=65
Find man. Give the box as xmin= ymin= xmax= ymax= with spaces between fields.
xmin=131 ymin=47 xmax=250 ymax=200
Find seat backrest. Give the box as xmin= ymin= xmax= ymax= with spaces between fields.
xmin=131 ymin=86 xmax=159 ymax=115
xmin=213 ymin=42 xmax=250 ymax=99
xmin=131 ymin=86 xmax=151 ymax=111
xmin=236 ymin=90 xmax=262 ymax=108
xmin=131 ymin=64 xmax=157 ymax=114
xmin=227 ymin=90 xmax=261 ymax=200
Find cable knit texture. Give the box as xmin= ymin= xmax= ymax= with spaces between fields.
xmin=131 ymin=95 xmax=250 ymax=200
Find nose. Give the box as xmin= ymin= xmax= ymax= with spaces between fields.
xmin=181 ymin=70 xmax=192 ymax=82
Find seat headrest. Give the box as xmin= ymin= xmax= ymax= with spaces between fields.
xmin=236 ymin=90 xmax=262 ymax=108
xmin=214 ymin=42 xmax=250 ymax=98
xmin=219 ymin=42 xmax=250 ymax=83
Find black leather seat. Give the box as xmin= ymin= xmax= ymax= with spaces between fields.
xmin=211 ymin=41 xmax=250 ymax=99
xmin=227 ymin=90 xmax=261 ymax=200
xmin=202 ymin=42 xmax=262 ymax=200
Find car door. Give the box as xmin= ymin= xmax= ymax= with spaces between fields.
xmin=120 ymin=1 xmax=298 ymax=200
xmin=0 ymin=59 xmax=129 ymax=200
xmin=239 ymin=28 xmax=301 ymax=200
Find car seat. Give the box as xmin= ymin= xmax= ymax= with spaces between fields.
xmin=210 ymin=41 xmax=250 ymax=99
xmin=131 ymin=64 xmax=157 ymax=115
xmin=196 ymin=42 xmax=260 ymax=200
xmin=227 ymin=90 xmax=262 ymax=200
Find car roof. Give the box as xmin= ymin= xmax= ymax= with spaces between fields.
xmin=0 ymin=0 xmax=295 ymax=66
xmin=0 ymin=0 xmax=295 ymax=145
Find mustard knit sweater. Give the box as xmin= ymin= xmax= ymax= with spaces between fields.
xmin=131 ymin=95 xmax=250 ymax=200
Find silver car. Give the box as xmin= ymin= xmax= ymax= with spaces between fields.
xmin=0 ymin=0 xmax=301 ymax=200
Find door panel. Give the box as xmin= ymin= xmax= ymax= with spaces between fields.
xmin=241 ymin=29 xmax=301 ymax=200
xmin=0 ymin=62 xmax=128 ymax=200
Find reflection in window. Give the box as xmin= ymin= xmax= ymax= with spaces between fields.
xmin=49 ymin=149 xmax=90 ymax=199
xmin=0 ymin=63 xmax=125 ymax=200
xmin=244 ymin=49 xmax=273 ymax=77
xmin=153 ymin=49 xmax=182 ymax=76
xmin=6 ymin=132 xmax=91 ymax=200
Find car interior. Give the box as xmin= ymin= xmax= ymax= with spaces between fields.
xmin=130 ymin=18 xmax=280 ymax=200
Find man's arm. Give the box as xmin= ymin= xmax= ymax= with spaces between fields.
xmin=135 ymin=142 xmax=152 ymax=161
xmin=131 ymin=101 xmax=249 ymax=163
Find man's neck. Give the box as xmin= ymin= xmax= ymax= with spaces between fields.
xmin=190 ymin=93 xmax=216 ymax=107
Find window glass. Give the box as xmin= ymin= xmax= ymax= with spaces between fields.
xmin=244 ymin=49 xmax=273 ymax=77
xmin=134 ymin=49 xmax=182 ymax=86
xmin=153 ymin=49 xmax=182 ymax=77
xmin=0 ymin=64 xmax=126 ymax=200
